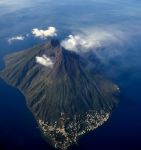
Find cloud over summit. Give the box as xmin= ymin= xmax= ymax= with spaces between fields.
xmin=61 ymin=34 xmax=100 ymax=52
xmin=61 ymin=27 xmax=125 ymax=53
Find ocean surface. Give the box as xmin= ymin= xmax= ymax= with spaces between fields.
xmin=0 ymin=0 xmax=141 ymax=150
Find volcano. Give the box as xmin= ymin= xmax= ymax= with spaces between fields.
xmin=0 ymin=39 xmax=119 ymax=149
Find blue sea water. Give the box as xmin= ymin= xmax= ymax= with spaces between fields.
xmin=0 ymin=0 xmax=141 ymax=150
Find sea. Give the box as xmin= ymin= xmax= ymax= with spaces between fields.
xmin=0 ymin=0 xmax=141 ymax=150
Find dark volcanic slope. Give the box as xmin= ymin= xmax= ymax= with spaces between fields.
xmin=0 ymin=40 xmax=119 ymax=149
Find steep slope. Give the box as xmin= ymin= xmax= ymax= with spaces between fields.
xmin=0 ymin=39 xmax=119 ymax=149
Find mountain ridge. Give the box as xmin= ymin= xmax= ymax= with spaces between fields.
xmin=0 ymin=39 xmax=119 ymax=149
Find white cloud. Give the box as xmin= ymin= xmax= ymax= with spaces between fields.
xmin=35 ymin=55 xmax=54 ymax=67
xmin=32 ymin=27 xmax=57 ymax=39
xmin=61 ymin=27 xmax=125 ymax=53
xmin=8 ymin=35 xmax=25 ymax=43
xmin=61 ymin=34 xmax=100 ymax=52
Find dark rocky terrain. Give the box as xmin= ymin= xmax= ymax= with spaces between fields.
xmin=0 ymin=39 xmax=119 ymax=149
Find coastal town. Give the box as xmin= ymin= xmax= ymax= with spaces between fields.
xmin=38 ymin=110 xmax=110 ymax=150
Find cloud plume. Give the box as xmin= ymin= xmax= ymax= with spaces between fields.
xmin=8 ymin=35 xmax=25 ymax=43
xmin=35 ymin=55 xmax=54 ymax=67
xmin=32 ymin=27 xmax=57 ymax=39
xmin=61 ymin=27 xmax=125 ymax=53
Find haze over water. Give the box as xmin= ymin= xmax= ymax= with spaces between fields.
xmin=0 ymin=0 xmax=141 ymax=150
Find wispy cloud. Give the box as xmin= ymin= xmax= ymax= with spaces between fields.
xmin=8 ymin=35 xmax=25 ymax=43
xmin=32 ymin=27 xmax=57 ymax=39
xmin=35 ymin=55 xmax=54 ymax=67
xmin=61 ymin=34 xmax=100 ymax=52
xmin=7 ymin=26 xmax=57 ymax=44
xmin=61 ymin=27 xmax=125 ymax=53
